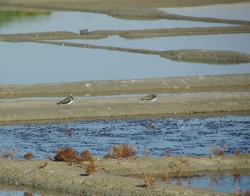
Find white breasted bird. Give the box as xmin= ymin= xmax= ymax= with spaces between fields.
xmin=141 ymin=93 xmax=158 ymax=102
xmin=57 ymin=95 xmax=74 ymax=105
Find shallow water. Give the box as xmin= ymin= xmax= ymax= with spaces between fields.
xmin=0 ymin=115 xmax=249 ymax=159
xmin=1 ymin=41 xmax=250 ymax=84
xmin=160 ymin=3 xmax=250 ymax=21
xmin=0 ymin=11 xmax=231 ymax=34
xmin=67 ymin=33 xmax=250 ymax=53
xmin=0 ymin=190 xmax=40 ymax=196
xmin=168 ymin=175 xmax=250 ymax=193
xmin=0 ymin=175 xmax=249 ymax=194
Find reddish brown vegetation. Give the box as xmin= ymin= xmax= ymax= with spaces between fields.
xmin=54 ymin=147 xmax=96 ymax=166
xmin=54 ymin=147 xmax=79 ymax=163
xmin=23 ymin=191 xmax=33 ymax=196
xmin=233 ymin=167 xmax=241 ymax=182
xmin=85 ymin=161 xmax=97 ymax=176
xmin=80 ymin=150 xmax=94 ymax=162
xmin=161 ymin=172 xmax=171 ymax=183
xmin=24 ymin=152 xmax=34 ymax=160
xmin=39 ymin=161 xmax=48 ymax=169
xmin=111 ymin=144 xmax=136 ymax=159
xmin=144 ymin=176 xmax=155 ymax=187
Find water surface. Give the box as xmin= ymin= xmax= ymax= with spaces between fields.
xmin=1 ymin=41 xmax=250 ymax=84
xmin=168 ymin=175 xmax=250 ymax=193
xmin=0 ymin=175 xmax=249 ymax=194
xmin=67 ymin=33 xmax=250 ymax=53
xmin=0 ymin=11 xmax=231 ymax=34
xmin=0 ymin=115 xmax=249 ymax=159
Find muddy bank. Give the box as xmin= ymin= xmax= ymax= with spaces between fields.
xmin=2 ymin=32 xmax=250 ymax=64
xmin=0 ymin=92 xmax=250 ymax=124
xmin=106 ymin=8 xmax=250 ymax=25
xmin=1 ymin=74 xmax=250 ymax=98
xmin=1 ymin=0 xmax=250 ymax=23
xmin=0 ymin=155 xmax=249 ymax=195
xmin=161 ymin=49 xmax=250 ymax=64
xmin=1 ymin=26 xmax=250 ymax=41
xmin=35 ymin=40 xmax=250 ymax=64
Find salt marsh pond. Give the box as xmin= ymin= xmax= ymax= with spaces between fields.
xmin=0 ymin=1 xmax=250 ymax=195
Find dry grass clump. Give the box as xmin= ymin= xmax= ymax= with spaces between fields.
xmin=54 ymin=147 xmax=79 ymax=163
xmin=233 ymin=167 xmax=241 ymax=182
xmin=80 ymin=150 xmax=94 ymax=162
xmin=234 ymin=149 xmax=241 ymax=156
xmin=39 ymin=161 xmax=48 ymax=169
xmin=111 ymin=144 xmax=136 ymax=159
xmin=144 ymin=176 xmax=155 ymax=187
xmin=161 ymin=172 xmax=171 ymax=184
xmin=24 ymin=152 xmax=34 ymax=160
xmin=54 ymin=147 xmax=96 ymax=164
xmin=85 ymin=161 xmax=97 ymax=176
xmin=23 ymin=191 xmax=33 ymax=196
xmin=210 ymin=146 xmax=225 ymax=157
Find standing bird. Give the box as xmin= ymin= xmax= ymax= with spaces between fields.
xmin=57 ymin=95 xmax=74 ymax=105
xmin=141 ymin=93 xmax=158 ymax=102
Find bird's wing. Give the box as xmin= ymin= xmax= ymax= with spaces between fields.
xmin=57 ymin=97 xmax=70 ymax=105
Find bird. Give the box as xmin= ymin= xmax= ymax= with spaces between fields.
xmin=141 ymin=93 xmax=158 ymax=102
xmin=57 ymin=95 xmax=74 ymax=105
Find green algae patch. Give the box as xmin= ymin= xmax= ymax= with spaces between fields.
xmin=0 ymin=10 xmax=50 ymax=25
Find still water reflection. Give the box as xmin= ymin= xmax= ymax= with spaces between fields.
xmin=168 ymin=175 xmax=250 ymax=193
xmin=0 ymin=11 xmax=231 ymax=34
xmin=68 ymin=33 xmax=250 ymax=53
xmin=1 ymin=41 xmax=250 ymax=84
xmin=0 ymin=115 xmax=249 ymax=159
xmin=0 ymin=175 xmax=249 ymax=194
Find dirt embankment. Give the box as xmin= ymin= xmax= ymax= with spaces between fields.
xmin=0 ymin=155 xmax=249 ymax=195
xmin=1 ymin=74 xmax=250 ymax=99
xmin=1 ymin=26 xmax=250 ymax=41
xmin=2 ymin=30 xmax=250 ymax=64
xmin=1 ymin=0 xmax=250 ymax=23
xmin=38 ymin=40 xmax=250 ymax=64
xmin=1 ymin=91 xmax=250 ymax=124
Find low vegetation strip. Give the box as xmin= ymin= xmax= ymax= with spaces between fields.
xmin=37 ymin=40 xmax=250 ymax=64
xmin=1 ymin=26 xmax=250 ymax=41
xmin=0 ymin=155 xmax=249 ymax=195
xmin=1 ymin=0 xmax=250 ymax=24
xmin=107 ymin=8 xmax=250 ymax=25
xmin=161 ymin=49 xmax=250 ymax=64
xmin=0 ymin=92 xmax=250 ymax=124
xmin=1 ymin=74 xmax=250 ymax=98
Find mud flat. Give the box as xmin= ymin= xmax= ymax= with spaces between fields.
xmin=1 ymin=0 xmax=250 ymax=24
xmin=1 ymin=74 xmax=250 ymax=98
xmin=41 ymin=40 xmax=250 ymax=64
xmin=0 ymin=91 xmax=250 ymax=124
xmin=0 ymin=155 xmax=249 ymax=195
xmin=1 ymin=26 xmax=250 ymax=41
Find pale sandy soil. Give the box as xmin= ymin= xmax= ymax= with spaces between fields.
xmin=1 ymin=74 xmax=249 ymax=98
xmin=1 ymin=0 xmax=250 ymax=23
xmin=0 ymin=1 xmax=250 ymax=194
xmin=0 ymin=92 xmax=250 ymax=124
xmin=0 ymin=155 xmax=249 ymax=195
xmin=1 ymin=26 xmax=250 ymax=41
xmin=0 ymin=74 xmax=250 ymax=124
